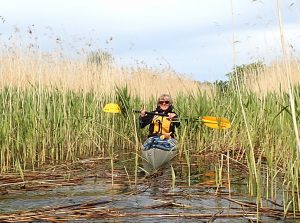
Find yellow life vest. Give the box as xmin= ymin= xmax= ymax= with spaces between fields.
xmin=152 ymin=115 xmax=171 ymax=135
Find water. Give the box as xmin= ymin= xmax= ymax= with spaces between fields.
xmin=0 ymin=161 xmax=297 ymax=222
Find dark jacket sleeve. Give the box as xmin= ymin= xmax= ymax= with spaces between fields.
xmin=139 ymin=114 xmax=154 ymax=129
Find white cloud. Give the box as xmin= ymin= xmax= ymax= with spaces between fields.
xmin=0 ymin=0 xmax=299 ymax=81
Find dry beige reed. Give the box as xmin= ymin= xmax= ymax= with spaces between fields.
xmin=0 ymin=52 xmax=209 ymax=99
xmin=244 ymin=59 xmax=300 ymax=96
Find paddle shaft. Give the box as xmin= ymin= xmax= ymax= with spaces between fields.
xmin=104 ymin=104 xmax=230 ymax=129
xmin=133 ymin=110 xmax=169 ymax=117
xmin=133 ymin=110 xmax=197 ymax=122
xmin=133 ymin=109 xmax=231 ymax=128
xmin=134 ymin=110 xmax=205 ymax=121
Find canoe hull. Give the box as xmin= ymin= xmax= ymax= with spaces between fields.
xmin=142 ymin=147 xmax=177 ymax=170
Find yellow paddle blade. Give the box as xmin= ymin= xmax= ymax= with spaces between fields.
xmin=103 ymin=103 xmax=121 ymax=113
xmin=201 ymin=116 xmax=231 ymax=129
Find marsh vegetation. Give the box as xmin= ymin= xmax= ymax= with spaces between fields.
xmin=1 ymin=9 xmax=300 ymax=219
xmin=1 ymin=46 xmax=300 ymax=219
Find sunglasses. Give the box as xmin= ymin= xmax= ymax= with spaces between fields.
xmin=159 ymin=100 xmax=170 ymax=105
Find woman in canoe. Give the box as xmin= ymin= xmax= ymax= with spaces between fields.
xmin=139 ymin=94 xmax=180 ymax=151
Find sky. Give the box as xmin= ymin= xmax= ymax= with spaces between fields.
xmin=1 ymin=0 xmax=300 ymax=82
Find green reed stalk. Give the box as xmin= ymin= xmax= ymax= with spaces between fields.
xmin=227 ymin=150 xmax=231 ymax=199
xmin=215 ymin=154 xmax=224 ymax=194
xmin=171 ymin=164 xmax=176 ymax=191
xmin=180 ymin=126 xmax=190 ymax=186
xmin=133 ymin=114 xmax=139 ymax=186
xmin=277 ymin=0 xmax=300 ymax=212
xmin=230 ymin=0 xmax=260 ymax=208
xmin=109 ymin=115 xmax=115 ymax=187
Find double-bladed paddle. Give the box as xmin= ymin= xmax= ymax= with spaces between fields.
xmin=103 ymin=103 xmax=231 ymax=129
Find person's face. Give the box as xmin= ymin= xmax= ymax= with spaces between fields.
xmin=158 ymin=98 xmax=170 ymax=111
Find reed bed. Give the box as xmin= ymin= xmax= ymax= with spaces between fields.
xmin=1 ymin=158 xmax=299 ymax=222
